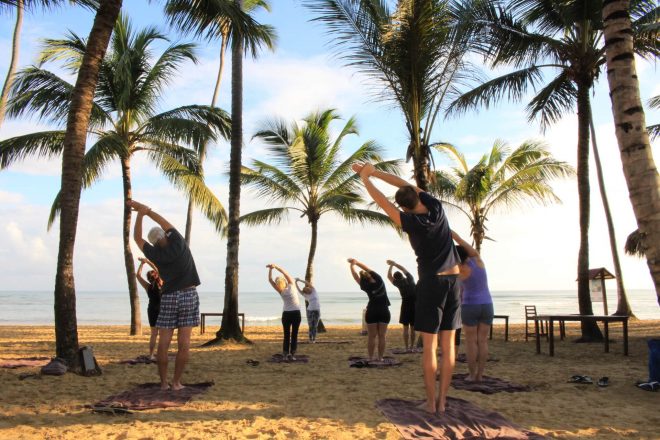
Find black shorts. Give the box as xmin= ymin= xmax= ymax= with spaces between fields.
xmin=366 ymin=306 xmax=390 ymax=324
xmin=399 ymin=299 xmax=415 ymax=325
xmin=414 ymin=275 xmax=461 ymax=334
xmin=147 ymin=304 xmax=160 ymax=328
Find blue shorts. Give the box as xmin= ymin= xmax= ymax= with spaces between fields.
xmin=156 ymin=287 xmax=200 ymax=329
xmin=461 ymin=303 xmax=494 ymax=326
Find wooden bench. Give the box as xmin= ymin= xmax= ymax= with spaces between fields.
xmin=534 ymin=314 xmax=629 ymax=356
xmin=200 ymin=313 xmax=245 ymax=334
xmin=489 ymin=315 xmax=509 ymax=341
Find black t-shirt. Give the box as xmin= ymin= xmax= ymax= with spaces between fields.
xmin=142 ymin=229 xmax=200 ymax=294
xmin=359 ymin=271 xmax=390 ymax=308
xmin=392 ymin=272 xmax=416 ymax=300
xmin=147 ymin=282 xmax=161 ymax=308
xmin=399 ymin=192 xmax=460 ymax=278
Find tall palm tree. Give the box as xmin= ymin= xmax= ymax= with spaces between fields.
xmin=242 ymin=108 xmax=402 ymax=282
xmin=602 ymin=0 xmax=660 ymax=306
xmin=1 ymin=15 xmax=231 ymax=336
xmin=431 ymin=140 xmax=573 ymax=251
xmin=0 ymin=0 xmax=98 ymax=128
xmin=305 ymin=0 xmax=478 ymax=190
xmin=448 ymin=0 xmax=656 ymax=338
xmin=164 ymin=0 xmax=276 ymax=244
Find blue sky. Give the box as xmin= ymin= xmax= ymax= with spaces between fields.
xmin=0 ymin=1 xmax=659 ymax=298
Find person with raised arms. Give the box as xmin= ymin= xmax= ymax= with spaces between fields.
xmin=136 ymin=257 xmax=163 ymax=361
xmin=352 ymin=162 xmax=461 ymax=414
xmin=129 ymin=200 xmax=200 ymax=391
xmin=295 ymin=278 xmax=321 ymax=343
xmin=386 ymin=260 xmax=417 ymax=352
xmin=348 ymin=258 xmax=390 ymax=361
xmin=267 ymin=264 xmax=302 ymax=360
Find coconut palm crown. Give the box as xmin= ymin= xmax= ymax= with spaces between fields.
xmin=241 ymin=108 xmax=402 ymax=282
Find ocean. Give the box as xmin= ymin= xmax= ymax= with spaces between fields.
xmin=0 ymin=289 xmax=657 ymax=327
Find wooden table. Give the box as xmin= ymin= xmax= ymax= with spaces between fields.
xmin=534 ymin=314 xmax=629 ymax=356
xmin=200 ymin=313 xmax=245 ymax=334
xmin=489 ymin=315 xmax=509 ymax=341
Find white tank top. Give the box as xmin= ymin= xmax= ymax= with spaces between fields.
xmin=280 ymin=285 xmax=301 ymax=312
xmin=303 ymin=288 xmax=320 ymax=311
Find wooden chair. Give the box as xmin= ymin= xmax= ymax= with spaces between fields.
xmin=525 ymin=305 xmax=547 ymax=341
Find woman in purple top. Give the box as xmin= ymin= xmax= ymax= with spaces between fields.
xmin=452 ymin=230 xmax=494 ymax=382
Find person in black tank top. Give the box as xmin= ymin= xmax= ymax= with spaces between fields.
xmin=348 ymin=258 xmax=390 ymax=360
xmin=386 ymin=260 xmax=416 ymax=352
xmin=136 ymin=257 xmax=163 ymax=360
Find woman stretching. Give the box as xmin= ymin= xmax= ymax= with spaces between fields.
xmin=452 ymin=231 xmax=494 ymax=382
xmin=136 ymin=257 xmax=163 ymax=360
xmin=348 ymin=258 xmax=390 ymax=360
xmin=296 ymin=278 xmax=321 ymax=343
xmin=386 ymin=260 xmax=416 ymax=352
xmin=267 ymin=264 xmax=301 ymax=360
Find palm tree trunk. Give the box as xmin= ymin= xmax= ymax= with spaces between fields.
xmin=576 ymin=83 xmax=603 ymax=341
xmin=184 ymin=36 xmax=227 ymax=245
xmin=304 ymin=218 xmax=326 ymax=333
xmin=471 ymin=213 xmax=485 ymax=253
xmin=213 ymin=2 xmax=246 ymax=343
xmin=0 ymin=0 xmax=23 ymax=128
xmin=602 ymin=0 xmax=660 ymax=306
xmin=589 ymin=113 xmax=634 ymax=317
xmin=121 ymin=157 xmax=141 ymax=335
xmin=54 ymin=0 xmax=122 ymax=370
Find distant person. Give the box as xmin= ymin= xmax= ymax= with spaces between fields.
xmin=267 ymin=264 xmax=301 ymax=360
xmin=129 ymin=200 xmax=200 ymax=391
xmin=136 ymin=257 xmax=163 ymax=360
xmin=453 ymin=230 xmax=494 ymax=382
xmin=386 ymin=260 xmax=416 ymax=352
xmin=352 ymin=162 xmax=461 ymax=414
xmin=348 ymin=258 xmax=390 ymax=360
xmin=296 ymin=278 xmax=321 ymax=343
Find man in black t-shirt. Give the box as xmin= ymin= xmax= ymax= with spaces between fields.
xmin=386 ymin=260 xmax=417 ymax=352
xmin=129 ymin=199 xmax=200 ymax=391
xmin=353 ymin=162 xmax=460 ymax=414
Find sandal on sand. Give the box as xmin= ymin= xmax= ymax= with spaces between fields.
xmin=568 ymin=375 xmax=593 ymax=384
xmin=637 ymin=381 xmax=660 ymax=392
xmin=597 ymin=377 xmax=609 ymax=387
xmin=246 ymin=359 xmax=260 ymax=367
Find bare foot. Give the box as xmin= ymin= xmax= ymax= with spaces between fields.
xmin=416 ymin=400 xmax=436 ymax=414
xmin=435 ymin=395 xmax=446 ymax=414
xmin=465 ymin=375 xmax=476 ymax=382
xmin=160 ymin=383 xmax=170 ymax=391
xmin=171 ymin=383 xmax=186 ymax=391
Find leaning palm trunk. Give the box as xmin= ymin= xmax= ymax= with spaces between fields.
xmin=54 ymin=0 xmax=123 ymax=370
xmin=304 ymin=218 xmax=326 ymax=333
xmin=0 ymin=0 xmax=23 ymax=128
xmin=121 ymin=157 xmax=141 ymax=335
xmin=589 ymin=115 xmax=634 ymax=317
xmin=576 ymin=84 xmax=603 ymax=341
xmin=184 ymin=36 xmax=228 ymax=245
xmin=602 ymin=0 xmax=660 ymax=306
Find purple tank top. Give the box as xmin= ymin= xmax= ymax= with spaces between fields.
xmin=461 ymin=258 xmax=492 ymax=305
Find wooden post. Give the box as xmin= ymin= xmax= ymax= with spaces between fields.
xmin=601 ymin=277 xmax=608 ymax=315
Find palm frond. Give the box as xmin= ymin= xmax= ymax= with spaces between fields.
xmin=239 ymin=207 xmax=290 ymax=226
xmin=526 ymin=70 xmax=576 ymax=131
xmin=240 ymin=164 xmax=301 ymax=203
xmin=0 ymin=131 xmax=65 ymax=169
xmin=432 ymin=142 xmax=469 ymax=172
xmin=38 ymin=31 xmax=88 ymax=72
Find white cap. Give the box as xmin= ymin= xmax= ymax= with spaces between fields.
xmin=147 ymin=227 xmax=166 ymax=245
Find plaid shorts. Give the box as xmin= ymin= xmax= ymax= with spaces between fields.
xmin=156 ymin=287 xmax=200 ymax=329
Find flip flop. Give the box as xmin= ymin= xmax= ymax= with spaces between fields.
xmin=637 ymin=381 xmax=660 ymax=392
xmin=568 ymin=375 xmax=593 ymax=384
xmin=246 ymin=359 xmax=260 ymax=367
xmin=597 ymin=377 xmax=609 ymax=387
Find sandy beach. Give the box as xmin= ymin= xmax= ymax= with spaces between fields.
xmin=0 ymin=321 xmax=658 ymax=439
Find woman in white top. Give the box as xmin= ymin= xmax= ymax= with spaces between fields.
xmin=296 ymin=278 xmax=321 ymax=343
xmin=267 ymin=264 xmax=301 ymax=359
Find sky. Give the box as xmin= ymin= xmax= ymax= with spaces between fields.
xmin=0 ymin=1 xmax=659 ymax=298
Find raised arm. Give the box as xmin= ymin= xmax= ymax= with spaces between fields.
xmin=387 ymin=263 xmax=395 ymax=283
xmin=347 ymin=258 xmax=361 ymax=284
xmin=269 ymin=263 xmax=295 ymax=285
xmin=136 ymin=260 xmax=150 ymax=290
xmin=128 ymin=200 xmax=175 ymax=231
xmin=353 ymin=163 xmax=402 ymax=226
xmin=295 ymin=278 xmax=313 ymax=291
xmin=130 ymin=202 xmax=149 ymax=251
xmin=387 ymin=259 xmax=410 ymax=275
xmin=266 ymin=265 xmax=279 ymax=292
xmin=451 ymin=230 xmax=480 ymax=258
xmin=353 ymin=162 xmax=422 ymax=192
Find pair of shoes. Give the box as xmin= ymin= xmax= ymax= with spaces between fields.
xmin=637 ymin=381 xmax=660 ymax=391
xmin=568 ymin=375 xmax=593 ymax=384
xmin=246 ymin=359 xmax=259 ymax=367
xmin=597 ymin=377 xmax=609 ymax=387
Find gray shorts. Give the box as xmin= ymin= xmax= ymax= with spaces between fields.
xmin=156 ymin=287 xmax=200 ymax=329
xmin=461 ymin=303 xmax=494 ymax=326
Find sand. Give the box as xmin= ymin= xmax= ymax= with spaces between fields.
xmin=0 ymin=320 xmax=658 ymax=439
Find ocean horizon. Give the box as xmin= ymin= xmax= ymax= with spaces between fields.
xmin=1 ymin=289 xmax=657 ymax=327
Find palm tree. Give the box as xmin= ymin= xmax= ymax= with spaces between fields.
xmin=1 ymin=15 xmax=231 ymax=336
xmin=602 ymin=0 xmax=660 ymax=305
xmin=242 ymin=108 xmax=402 ymax=282
xmin=431 ymin=140 xmax=573 ymax=251
xmin=0 ymin=0 xmax=98 ymax=128
xmin=448 ymin=0 xmax=656 ymax=338
xmin=164 ymin=0 xmax=276 ymax=244
xmin=305 ymin=0 xmax=478 ymax=190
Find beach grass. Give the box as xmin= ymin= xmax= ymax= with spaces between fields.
xmin=0 ymin=321 xmax=658 ymax=439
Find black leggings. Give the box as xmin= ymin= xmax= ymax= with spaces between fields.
xmin=282 ymin=310 xmax=302 ymax=354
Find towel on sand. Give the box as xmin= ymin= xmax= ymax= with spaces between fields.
xmin=91 ymin=382 xmax=213 ymax=411
xmin=0 ymin=356 xmax=50 ymax=369
xmin=268 ymin=354 xmax=309 ymax=363
xmin=348 ymin=356 xmax=402 ymax=368
xmin=376 ymin=398 xmax=546 ymax=440
xmin=450 ymin=373 xmax=531 ymax=394
xmin=438 ymin=353 xmax=499 ymax=363
xmin=298 ymin=340 xmax=352 ymax=345
xmin=391 ymin=347 xmax=423 ymax=354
